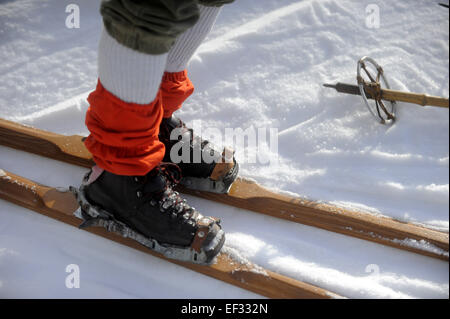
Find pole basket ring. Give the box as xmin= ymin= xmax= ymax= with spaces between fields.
xmin=357 ymin=56 xmax=396 ymax=124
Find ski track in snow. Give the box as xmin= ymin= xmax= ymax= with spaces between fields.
xmin=0 ymin=0 xmax=448 ymax=298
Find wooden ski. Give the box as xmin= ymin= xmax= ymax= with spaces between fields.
xmin=0 ymin=118 xmax=448 ymax=260
xmin=0 ymin=168 xmax=340 ymax=299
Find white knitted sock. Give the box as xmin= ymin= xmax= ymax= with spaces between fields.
xmin=98 ymin=29 xmax=168 ymax=104
xmin=165 ymin=5 xmax=221 ymax=73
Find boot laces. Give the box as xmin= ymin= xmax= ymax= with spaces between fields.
xmin=143 ymin=163 xmax=196 ymax=222
xmin=158 ymin=162 xmax=182 ymax=186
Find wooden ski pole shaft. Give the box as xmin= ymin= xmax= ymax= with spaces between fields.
xmin=324 ymin=82 xmax=449 ymax=108
xmin=382 ymin=88 xmax=449 ymax=108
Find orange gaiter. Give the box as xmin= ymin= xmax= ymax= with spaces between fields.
xmin=84 ymin=80 xmax=165 ymax=176
xmin=160 ymin=70 xmax=194 ymax=118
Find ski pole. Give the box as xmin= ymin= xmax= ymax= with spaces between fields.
xmin=324 ymin=56 xmax=449 ymax=124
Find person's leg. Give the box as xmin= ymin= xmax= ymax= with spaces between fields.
xmin=158 ymin=4 xmax=239 ymax=194
xmin=85 ymin=0 xmax=200 ymax=176
xmin=79 ymin=0 xmax=227 ymax=264
xmin=165 ymin=5 xmax=222 ymax=74
xmin=84 ymin=29 xmax=167 ymax=176
xmin=161 ymin=4 xmax=223 ymax=118
xmin=97 ymin=29 xmax=167 ymax=105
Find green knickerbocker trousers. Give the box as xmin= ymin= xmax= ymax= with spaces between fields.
xmin=100 ymin=0 xmax=235 ymax=55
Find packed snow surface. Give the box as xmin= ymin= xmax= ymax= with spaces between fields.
xmin=0 ymin=0 xmax=448 ymax=298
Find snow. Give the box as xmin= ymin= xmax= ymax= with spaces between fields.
xmin=0 ymin=0 xmax=448 ymax=298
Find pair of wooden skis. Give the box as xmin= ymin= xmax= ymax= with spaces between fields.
xmin=0 ymin=118 xmax=447 ymax=298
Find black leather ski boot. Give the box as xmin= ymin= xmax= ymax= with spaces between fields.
xmin=159 ymin=115 xmax=239 ymax=193
xmin=71 ymin=164 xmax=225 ymax=264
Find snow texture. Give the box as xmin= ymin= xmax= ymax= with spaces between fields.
xmin=0 ymin=0 xmax=448 ymax=298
